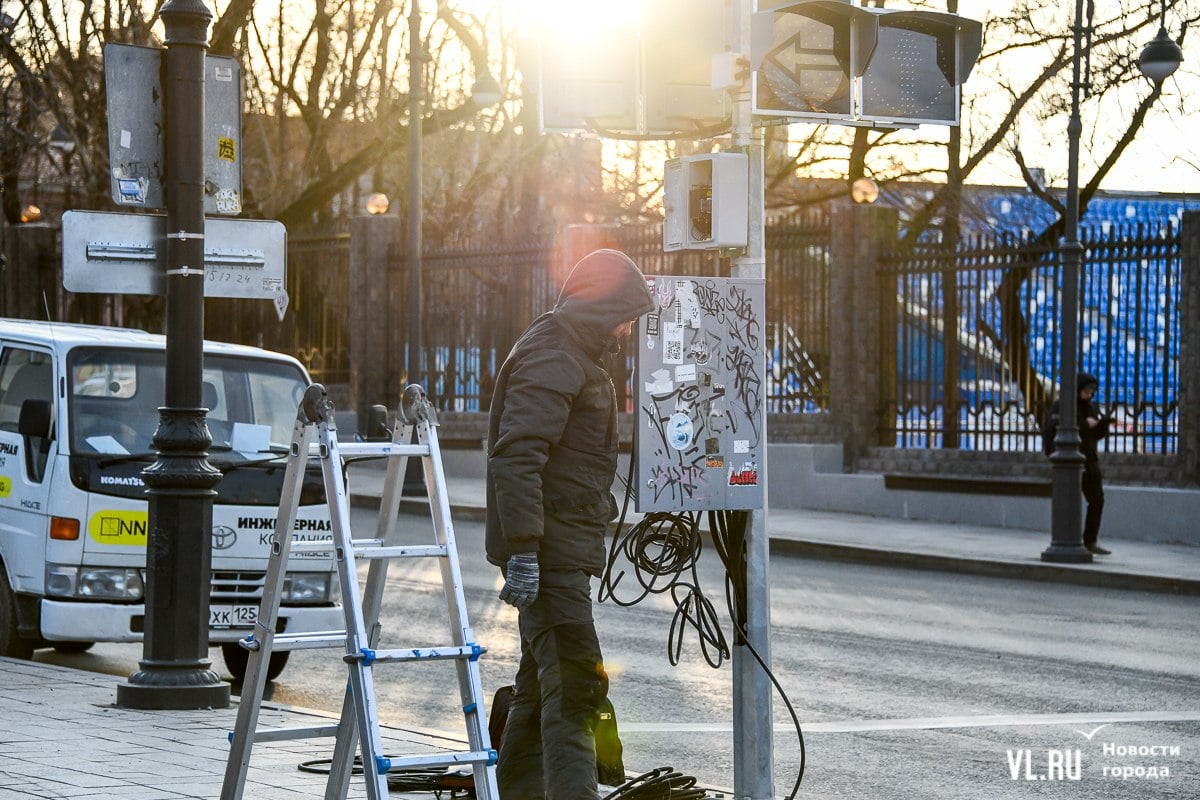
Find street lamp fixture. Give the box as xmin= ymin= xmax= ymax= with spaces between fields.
xmin=850 ymin=177 xmax=879 ymax=204
xmin=47 ymin=124 xmax=75 ymax=155
xmin=1137 ymin=6 xmax=1184 ymax=83
xmin=470 ymin=73 xmax=504 ymax=109
xmin=366 ymin=192 xmax=390 ymax=215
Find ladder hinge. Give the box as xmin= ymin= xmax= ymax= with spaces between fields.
xmin=348 ymin=647 xmax=376 ymax=666
xmin=375 ymin=754 xmax=392 ymax=774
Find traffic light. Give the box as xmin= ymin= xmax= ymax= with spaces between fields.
xmin=750 ymin=1 xmax=981 ymax=127
xmin=663 ymin=153 xmax=748 ymax=252
xmin=534 ymin=0 xmax=728 ymax=136
xmin=642 ymin=0 xmax=730 ymax=134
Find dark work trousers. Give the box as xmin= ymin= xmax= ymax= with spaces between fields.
xmin=497 ymin=568 xmax=607 ymax=800
xmin=1082 ymin=459 xmax=1105 ymax=546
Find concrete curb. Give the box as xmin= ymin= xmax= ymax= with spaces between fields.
xmin=768 ymin=539 xmax=1200 ymax=596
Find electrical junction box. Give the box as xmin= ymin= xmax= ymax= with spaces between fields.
xmin=663 ymin=153 xmax=749 ymax=252
xmin=634 ymin=275 xmax=766 ymax=513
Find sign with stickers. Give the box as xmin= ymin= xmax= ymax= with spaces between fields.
xmin=634 ymin=276 xmax=765 ymax=512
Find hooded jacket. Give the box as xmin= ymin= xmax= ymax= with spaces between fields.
xmin=1044 ymin=372 xmax=1109 ymax=461
xmin=485 ymin=250 xmax=655 ymax=574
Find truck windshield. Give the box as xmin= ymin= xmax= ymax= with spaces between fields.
xmin=68 ymin=347 xmax=308 ymax=457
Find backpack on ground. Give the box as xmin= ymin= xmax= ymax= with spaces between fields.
xmin=488 ymin=684 xmax=626 ymax=786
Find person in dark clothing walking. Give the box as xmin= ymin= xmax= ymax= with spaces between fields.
xmin=486 ymin=249 xmax=654 ymax=800
xmin=1043 ymin=372 xmax=1112 ymax=555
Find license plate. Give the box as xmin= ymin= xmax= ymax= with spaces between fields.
xmin=209 ymin=604 xmax=258 ymax=629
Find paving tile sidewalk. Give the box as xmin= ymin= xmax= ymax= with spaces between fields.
xmin=344 ymin=462 xmax=1200 ymax=596
xmin=0 ymin=658 xmax=473 ymax=800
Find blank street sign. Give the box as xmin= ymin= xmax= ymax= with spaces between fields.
xmin=104 ymin=43 xmax=244 ymax=215
xmin=62 ymin=211 xmax=286 ymax=308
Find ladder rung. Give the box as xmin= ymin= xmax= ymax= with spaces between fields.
xmin=244 ymin=724 xmax=340 ymax=743
xmin=384 ymin=750 xmax=498 ymax=771
xmin=288 ymin=537 xmax=386 ymax=556
xmin=290 ymin=541 xmax=336 ymax=554
xmin=335 ymin=442 xmax=430 ymax=458
xmin=352 ymin=644 xmax=485 ymax=665
xmin=353 ymin=544 xmax=447 ymax=560
xmin=269 ymin=631 xmax=348 ymax=651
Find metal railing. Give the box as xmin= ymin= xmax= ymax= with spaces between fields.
xmin=880 ymin=222 xmax=1181 ymax=453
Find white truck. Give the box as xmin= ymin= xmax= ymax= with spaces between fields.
xmin=0 ymin=318 xmax=342 ymax=681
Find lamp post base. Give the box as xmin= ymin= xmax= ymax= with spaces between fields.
xmin=1040 ymin=543 xmax=1094 ymax=563
xmin=116 ymin=660 xmax=230 ymax=710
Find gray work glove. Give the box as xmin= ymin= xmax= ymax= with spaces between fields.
xmin=499 ymin=552 xmax=540 ymax=609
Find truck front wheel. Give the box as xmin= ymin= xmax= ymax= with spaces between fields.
xmin=0 ymin=570 xmax=35 ymax=660
xmin=221 ymin=642 xmax=290 ymax=683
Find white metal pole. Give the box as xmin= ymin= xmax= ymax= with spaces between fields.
xmin=731 ymin=1 xmax=774 ymax=797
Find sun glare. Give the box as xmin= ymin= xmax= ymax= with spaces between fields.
xmin=512 ymin=0 xmax=642 ymax=41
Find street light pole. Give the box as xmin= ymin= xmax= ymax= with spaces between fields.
xmin=1042 ymin=0 xmax=1092 ymax=564
xmin=117 ymin=0 xmax=230 ymax=709
xmin=1043 ymin=0 xmax=1092 ymax=563
xmin=407 ymin=0 xmax=424 ymax=388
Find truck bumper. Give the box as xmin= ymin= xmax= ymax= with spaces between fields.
xmin=39 ymin=600 xmax=345 ymax=643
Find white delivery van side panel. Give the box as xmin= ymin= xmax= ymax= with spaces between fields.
xmin=0 ymin=343 xmax=57 ymax=593
xmin=0 ymin=429 xmax=51 ymax=591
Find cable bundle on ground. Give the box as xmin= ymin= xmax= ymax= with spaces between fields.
xmin=603 ymin=766 xmax=711 ymax=800
xmin=298 ymin=757 xmax=473 ymax=796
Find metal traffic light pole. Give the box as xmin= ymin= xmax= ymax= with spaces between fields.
xmin=116 ymin=0 xmax=229 ymax=710
xmin=731 ymin=1 xmax=774 ymax=797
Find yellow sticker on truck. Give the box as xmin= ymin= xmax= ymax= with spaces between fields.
xmin=0 ymin=476 xmax=10 ymax=497
xmin=88 ymin=510 xmax=149 ymax=546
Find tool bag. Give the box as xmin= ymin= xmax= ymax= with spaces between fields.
xmin=488 ymin=684 xmax=626 ymax=786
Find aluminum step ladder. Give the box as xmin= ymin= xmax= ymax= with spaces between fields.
xmin=220 ymin=383 xmax=499 ymax=800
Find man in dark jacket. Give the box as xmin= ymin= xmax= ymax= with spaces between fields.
xmin=1044 ymin=372 xmax=1112 ymax=555
xmin=486 ymin=249 xmax=654 ymax=800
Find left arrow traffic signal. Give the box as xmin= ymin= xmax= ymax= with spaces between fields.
xmin=751 ymin=1 xmax=981 ymax=127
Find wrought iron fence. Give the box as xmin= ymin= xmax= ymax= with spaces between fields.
xmin=205 ymin=230 xmax=352 ymax=386
xmin=764 ymin=210 xmax=831 ymax=413
xmin=396 ymin=241 xmax=554 ymax=412
xmin=880 ymin=223 xmax=1182 ymax=453
xmin=375 ymin=218 xmax=833 ymax=415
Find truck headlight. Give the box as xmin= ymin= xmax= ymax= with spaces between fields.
xmin=281 ymin=572 xmax=333 ymax=604
xmin=45 ymin=565 xmax=144 ymax=600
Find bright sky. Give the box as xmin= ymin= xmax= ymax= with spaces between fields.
xmin=479 ymin=0 xmax=1196 ymax=193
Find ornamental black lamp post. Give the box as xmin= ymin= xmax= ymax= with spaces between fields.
xmin=117 ymin=0 xmax=229 ymax=709
xmin=1042 ymin=0 xmax=1182 ymax=563
xmin=1041 ymin=0 xmax=1092 ymax=564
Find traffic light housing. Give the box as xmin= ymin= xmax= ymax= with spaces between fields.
xmin=751 ymin=1 xmax=981 ymax=127
xmin=535 ymin=0 xmax=728 ymax=136
xmin=663 ymin=153 xmax=748 ymax=253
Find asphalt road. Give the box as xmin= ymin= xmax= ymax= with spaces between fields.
xmin=35 ymin=507 xmax=1200 ymax=799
